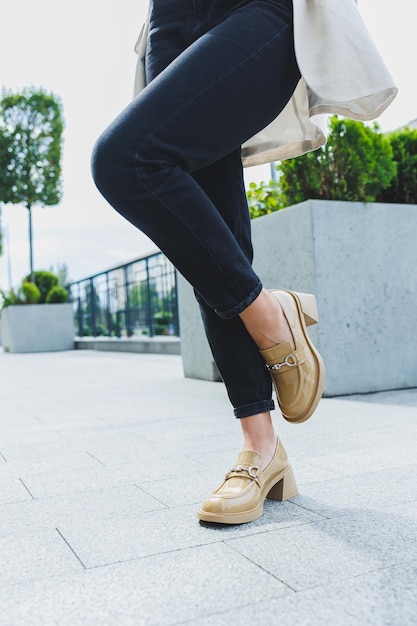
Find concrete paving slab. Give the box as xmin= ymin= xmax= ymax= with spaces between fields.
xmin=343 ymin=387 xmax=417 ymax=407
xmin=227 ymin=505 xmax=417 ymax=591
xmin=0 ymin=349 xmax=416 ymax=624
xmin=17 ymin=466 xmax=136 ymax=500
xmin=304 ymin=439 xmax=417 ymax=477
xmin=0 ymin=476 xmax=32 ymax=506
xmin=55 ymin=501 xmax=322 ymax=569
xmin=74 ymin=427 xmax=236 ymax=467
xmin=138 ymin=470 xmax=222 ymax=507
xmin=0 ymin=450 xmax=104 ymax=478
xmin=226 ymin=522 xmax=384 ymax=591
xmin=186 ymin=562 xmax=417 ymax=626
xmin=0 ymin=440 xmax=88 ymax=462
xmin=0 ymin=429 xmax=66 ymax=448
xmin=0 ymin=543 xmax=291 ymax=625
xmin=291 ymin=464 xmax=417 ymax=518
xmin=0 ymin=528 xmax=82 ymax=588
xmin=20 ymin=454 xmax=207 ymax=499
xmin=0 ymin=485 xmax=165 ymax=538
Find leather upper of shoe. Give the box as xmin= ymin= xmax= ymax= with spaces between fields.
xmin=259 ymin=291 xmax=319 ymax=419
xmin=199 ymin=440 xmax=289 ymax=516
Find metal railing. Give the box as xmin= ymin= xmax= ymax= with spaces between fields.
xmin=68 ymin=252 xmax=179 ymax=338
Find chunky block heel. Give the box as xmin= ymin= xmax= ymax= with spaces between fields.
xmin=267 ymin=467 xmax=298 ymax=501
xmin=292 ymin=291 xmax=319 ymax=327
xmin=197 ymin=438 xmax=297 ymax=524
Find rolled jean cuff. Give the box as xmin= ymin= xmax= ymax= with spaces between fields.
xmin=234 ymin=399 xmax=275 ymax=419
xmin=215 ymin=280 xmax=263 ymax=320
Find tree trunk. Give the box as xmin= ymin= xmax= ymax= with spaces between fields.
xmin=27 ymin=203 xmax=34 ymax=283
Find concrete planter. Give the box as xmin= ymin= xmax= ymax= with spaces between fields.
xmin=1 ymin=303 xmax=74 ymax=353
xmin=178 ymin=200 xmax=417 ymax=396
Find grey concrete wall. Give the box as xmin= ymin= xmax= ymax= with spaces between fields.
xmin=1 ymin=303 xmax=74 ymax=353
xmin=178 ymin=200 xmax=417 ymax=396
xmin=177 ymin=274 xmax=221 ymax=381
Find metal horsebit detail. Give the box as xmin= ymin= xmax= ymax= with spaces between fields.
xmin=229 ymin=465 xmax=259 ymax=478
xmin=266 ymin=354 xmax=298 ymax=372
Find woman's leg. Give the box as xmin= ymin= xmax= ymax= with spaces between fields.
xmin=191 ymin=151 xmax=274 ymax=419
xmin=191 ymin=152 xmax=278 ymax=464
xmin=92 ymin=0 xmax=304 ymax=456
xmin=91 ymin=0 xmax=301 ymax=320
xmin=91 ymin=0 xmax=320 ymax=522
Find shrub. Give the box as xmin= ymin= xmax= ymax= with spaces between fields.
xmin=376 ymin=128 xmax=417 ymax=204
xmin=276 ymin=116 xmax=396 ymax=207
xmin=0 ymin=288 xmax=20 ymax=307
xmin=21 ymin=282 xmax=41 ymax=304
xmin=93 ymin=323 xmax=107 ymax=337
xmin=45 ymin=285 xmax=68 ymax=303
xmin=1 ymin=271 xmax=67 ymax=308
xmin=23 ymin=270 xmax=58 ymax=303
xmin=153 ymin=310 xmax=173 ymax=335
xmin=246 ymin=180 xmax=283 ymax=219
xmin=1 ymin=282 xmax=41 ymax=307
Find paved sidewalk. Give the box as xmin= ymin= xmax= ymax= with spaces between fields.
xmin=0 ymin=349 xmax=416 ymax=626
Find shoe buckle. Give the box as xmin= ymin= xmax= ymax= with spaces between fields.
xmin=267 ymin=354 xmax=298 ymax=371
xmin=229 ymin=465 xmax=259 ymax=478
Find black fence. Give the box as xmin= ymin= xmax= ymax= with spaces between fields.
xmin=68 ymin=253 xmax=179 ymax=338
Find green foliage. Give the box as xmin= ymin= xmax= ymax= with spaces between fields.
xmin=0 ymin=87 xmax=64 ymax=209
xmin=0 ymin=86 xmax=64 ymax=277
xmin=93 ymin=323 xmax=107 ymax=337
xmin=276 ymin=117 xmax=396 ymax=207
xmin=1 ymin=270 xmax=64 ymax=308
xmin=127 ymin=281 xmax=159 ymax=309
xmin=21 ymin=281 xmax=41 ymax=304
xmin=23 ymin=270 xmax=58 ymax=303
xmin=153 ymin=310 xmax=173 ymax=335
xmin=376 ymin=128 xmax=417 ymax=204
xmin=0 ymin=125 xmax=16 ymax=257
xmin=0 ymin=287 xmax=20 ymax=307
xmin=246 ymin=180 xmax=284 ymax=219
xmin=1 ymin=281 xmax=40 ymax=307
xmin=45 ymin=285 xmax=68 ymax=303
xmin=0 ymin=128 xmax=15 ymax=209
xmin=0 ymin=205 xmax=3 ymax=257
xmin=1 ymin=126 xmax=16 ymax=256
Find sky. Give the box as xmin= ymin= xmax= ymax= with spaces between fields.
xmin=0 ymin=0 xmax=416 ymax=290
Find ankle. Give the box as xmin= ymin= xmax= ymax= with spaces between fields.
xmin=240 ymin=411 xmax=277 ymax=469
xmin=242 ymin=437 xmax=277 ymax=470
xmin=240 ymin=289 xmax=295 ymax=351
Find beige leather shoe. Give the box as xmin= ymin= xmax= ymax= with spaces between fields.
xmin=259 ymin=290 xmax=325 ymax=424
xmin=197 ymin=438 xmax=298 ymax=524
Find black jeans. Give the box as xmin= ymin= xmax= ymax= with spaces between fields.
xmin=91 ymin=0 xmax=300 ymax=417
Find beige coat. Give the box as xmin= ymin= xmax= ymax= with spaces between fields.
xmin=133 ymin=0 xmax=397 ymax=167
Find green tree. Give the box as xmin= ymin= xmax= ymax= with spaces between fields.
xmin=0 ymin=128 xmax=16 ymax=257
xmin=376 ymin=127 xmax=417 ymax=204
xmin=276 ymin=116 xmax=396 ymax=207
xmin=0 ymin=87 xmax=64 ymax=280
xmin=128 ymin=281 xmax=152 ymax=310
xmin=127 ymin=280 xmax=160 ymax=331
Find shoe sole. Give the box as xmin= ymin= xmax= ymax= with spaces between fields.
xmin=196 ymin=466 xmax=298 ymax=525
